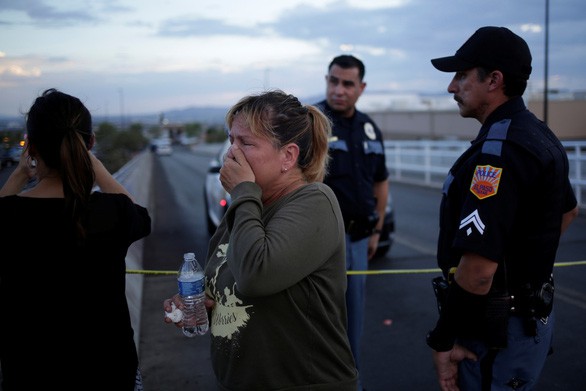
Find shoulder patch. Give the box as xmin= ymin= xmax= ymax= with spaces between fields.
xmin=470 ymin=165 xmax=502 ymax=199
xmin=364 ymin=122 xmax=376 ymax=140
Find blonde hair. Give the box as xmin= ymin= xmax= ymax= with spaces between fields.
xmin=226 ymin=89 xmax=331 ymax=182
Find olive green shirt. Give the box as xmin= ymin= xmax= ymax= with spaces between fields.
xmin=205 ymin=181 xmax=358 ymax=390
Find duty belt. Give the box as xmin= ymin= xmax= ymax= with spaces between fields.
xmin=508 ymin=278 xmax=555 ymax=321
xmin=344 ymin=215 xmax=378 ymax=241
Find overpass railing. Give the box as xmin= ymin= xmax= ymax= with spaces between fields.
xmin=385 ymin=139 xmax=586 ymax=209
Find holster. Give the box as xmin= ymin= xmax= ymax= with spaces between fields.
xmin=345 ymin=212 xmax=379 ymax=241
xmin=511 ymin=277 xmax=555 ymax=336
xmin=432 ymin=276 xmax=450 ymax=314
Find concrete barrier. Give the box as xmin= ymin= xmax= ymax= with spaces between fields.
xmin=113 ymin=150 xmax=153 ymax=350
xmin=117 ymin=143 xmax=219 ymax=351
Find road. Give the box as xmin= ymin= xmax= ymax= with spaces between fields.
xmin=2 ymin=145 xmax=585 ymax=390
xmin=137 ymin=145 xmax=586 ymax=391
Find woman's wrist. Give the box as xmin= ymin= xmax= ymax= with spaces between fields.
xmin=0 ymin=168 xmax=31 ymax=196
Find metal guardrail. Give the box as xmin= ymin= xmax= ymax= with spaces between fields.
xmin=385 ymin=139 xmax=586 ymax=209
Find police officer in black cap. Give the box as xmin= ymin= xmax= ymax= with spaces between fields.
xmin=425 ymin=26 xmax=579 ymax=391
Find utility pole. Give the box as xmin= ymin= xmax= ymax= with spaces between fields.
xmin=118 ymin=88 xmax=125 ymax=130
xmin=544 ymin=0 xmax=549 ymax=125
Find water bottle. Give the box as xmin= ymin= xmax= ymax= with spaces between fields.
xmin=177 ymin=252 xmax=209 ymax=337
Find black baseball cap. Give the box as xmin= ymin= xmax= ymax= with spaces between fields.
xmin=431 ymin=26 xmax=532 ymax=80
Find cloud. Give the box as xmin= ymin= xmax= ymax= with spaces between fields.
xmin=0 ymin=0 xmax=97 ymax=25
xmin=0 ymin=0 xmax=584 ymax=117
xmin=157 ymin=17 xmax=255 ymax=38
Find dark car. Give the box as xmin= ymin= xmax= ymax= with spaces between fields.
xmin=1 ymin=146 xmax=23 ymax=168
xmin=203 ymin=140 xmax=395 ymax=258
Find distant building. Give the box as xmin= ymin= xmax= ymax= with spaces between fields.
xmin=528 ymin=99 xmax=586 ymax=140
xmin=161 ymin=122 xmax=186 ymax=144
xmin=360 ymin=91 xmax=586 ymax=141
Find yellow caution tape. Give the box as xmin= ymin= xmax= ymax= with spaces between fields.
xmin=126 ymin=260 xmax=586 ymax=276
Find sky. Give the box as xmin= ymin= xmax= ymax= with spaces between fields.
xmin=1 ymin=0 xmax=585 ymax=119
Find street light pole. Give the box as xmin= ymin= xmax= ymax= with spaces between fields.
xmin=543 ymin=0 xmax=549 ymax=125
xmin=119 ymin=88 xmax=125 ymax=131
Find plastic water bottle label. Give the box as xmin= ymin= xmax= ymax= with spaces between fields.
xmin=178 ymin=273 xmax=205 ymax=296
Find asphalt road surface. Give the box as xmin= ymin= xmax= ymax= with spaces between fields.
xmin=137 ymin=145 xmax=586 ymax=391
xmin=2 ymin=146 xmax=585 ymax=390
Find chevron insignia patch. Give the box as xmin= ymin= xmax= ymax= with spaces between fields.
xmin=459 ymin=209 xmax=485 ymax=236
xmin=470 ymin=165 xmax=502 ymax=199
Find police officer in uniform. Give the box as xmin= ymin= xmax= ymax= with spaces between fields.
xmin=316 ymin=54 xmax=389 ymax=389
xmin=425 ymin=27 xmax=579 ymax=391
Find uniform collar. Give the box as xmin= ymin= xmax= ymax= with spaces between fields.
xmin=475 ymin=96 xmax=527 ymax=142
xmin=319 ymin=100 xmax=375 ymax=129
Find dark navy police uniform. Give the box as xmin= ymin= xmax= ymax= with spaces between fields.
xmin=317 ymin=100 xmax=389 ymax=239
xmin=436 ymin=96 xmax=577 ymax=390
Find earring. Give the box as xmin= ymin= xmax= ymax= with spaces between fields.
xmin=26 ymin=155 xmax=37 ymax=169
